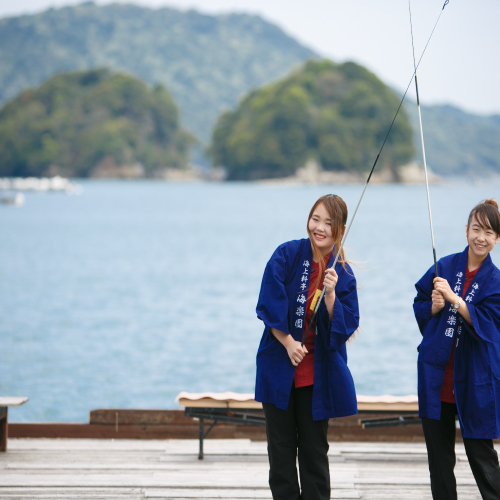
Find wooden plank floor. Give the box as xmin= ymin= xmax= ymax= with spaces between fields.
xmin=0 ymin=438 xmax=486 ymax=499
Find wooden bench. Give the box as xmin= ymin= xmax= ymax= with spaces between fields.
xmin=177 ymin=392 xmax=264 ymax=459
xmin=356 ymin=394 xmax=420 ymax=429
xmin=0 ymin=397 xmax=28 ymax=451
xmin=177 ymin=392 xmax=419 ymax=459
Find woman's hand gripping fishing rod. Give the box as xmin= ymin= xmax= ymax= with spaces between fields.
xmin=278 ymin=259 xmax=340 ymax=363
xmin=323 ymin=267 xmax=339 ymax=320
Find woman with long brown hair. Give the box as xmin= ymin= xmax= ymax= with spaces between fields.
xmin=255 ymin=194 xmax=359 ymax=500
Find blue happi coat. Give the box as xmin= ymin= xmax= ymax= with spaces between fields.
xmin=414 ymin=246 xmax=500 ymax=439
xmin=255 ymin=238 xmax=359 ymax=421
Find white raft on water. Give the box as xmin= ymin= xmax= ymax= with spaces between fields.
xmin=0 ymin=192 xmax=25 ymax=206
xmin=0 ymin=175 xmax=81 ymax=193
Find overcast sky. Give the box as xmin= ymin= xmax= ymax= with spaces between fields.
xmin=1 ymin=0 xmax=498 ymax=115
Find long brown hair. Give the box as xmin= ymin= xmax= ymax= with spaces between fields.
xmin=467 ymin=199 xmax=500 ymax=236
xmin=306 ymin=194 xmax=348 ymax=295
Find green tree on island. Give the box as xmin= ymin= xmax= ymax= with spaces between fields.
xmin=209 ymin=60 xmax=415 ymax=180
xmin=0 ymin=68 xmax=195 ymax=178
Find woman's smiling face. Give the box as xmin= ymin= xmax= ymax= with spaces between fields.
xmin=466 ymin=215 xmax=500 ymax=260
xmin=308 ymin=203 xmax=335 ymax=255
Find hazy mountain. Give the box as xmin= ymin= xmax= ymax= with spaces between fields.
xmin=0 ymin=1 xmax=316 ymax=143
xmin=405 ymin=102 xmax=500 ymax=177
xmin=1 ymin=2 xmax=498 ymax=177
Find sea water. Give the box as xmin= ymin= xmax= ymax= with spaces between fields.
xmin=1 ymin=179 xmax=498 ymax=422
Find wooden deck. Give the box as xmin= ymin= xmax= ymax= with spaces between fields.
xmin=0 ymin=438 xmax=486 ymax=499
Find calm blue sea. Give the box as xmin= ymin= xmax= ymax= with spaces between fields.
xmin=1 ymin=180 xmax=499 ymax=422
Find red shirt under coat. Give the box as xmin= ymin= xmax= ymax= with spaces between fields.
xmin=440 ymin=266 xmax=480 ymax=404
xmin=294 ymin=253 xmax=331 ymax=388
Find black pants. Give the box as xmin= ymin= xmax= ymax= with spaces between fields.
xmin=263 ymin=385 xmax=330 ymax=500
xmin=422 ymin=401 xmax=500 ymax=500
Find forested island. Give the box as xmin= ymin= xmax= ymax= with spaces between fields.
xmin=0 ymin=69 xmax=194 ymax=178
xmin=209 ymin=60 xmax=414 ymax=180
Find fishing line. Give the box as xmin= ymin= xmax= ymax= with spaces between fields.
xmin=409 ymin=0 xmax=439 ymax=279
xmin=301 ymin=0 xmax=450 ymax=346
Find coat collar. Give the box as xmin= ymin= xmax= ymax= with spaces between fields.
xmin=456 ymin=245 xmax=493 ymax=297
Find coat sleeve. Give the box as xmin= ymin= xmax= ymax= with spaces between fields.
xmin=256 ymin=244 xmax=291 ymax=335
xmin=413 ymin=265 xmax=435 ymax=335
xmin=316 ymin=265 xmax=359 ymax=351
xmin=461 ymin=289 xmax=500 ymax=344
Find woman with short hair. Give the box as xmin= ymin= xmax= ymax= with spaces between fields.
xmin=414 ymin=199 xmax=500 ymax=500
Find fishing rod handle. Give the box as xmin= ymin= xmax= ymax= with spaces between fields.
xmin=300 ymin=285 xmax=327 ymax=346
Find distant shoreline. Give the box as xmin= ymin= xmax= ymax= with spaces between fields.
xmin=4 ymin=169 xmax=500 ymax=187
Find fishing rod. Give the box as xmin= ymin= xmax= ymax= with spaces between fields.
xmin=408 ymin=0 xmax=440 ymax=279
xmin=301 ymin=0 xmax=450 ymax=347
